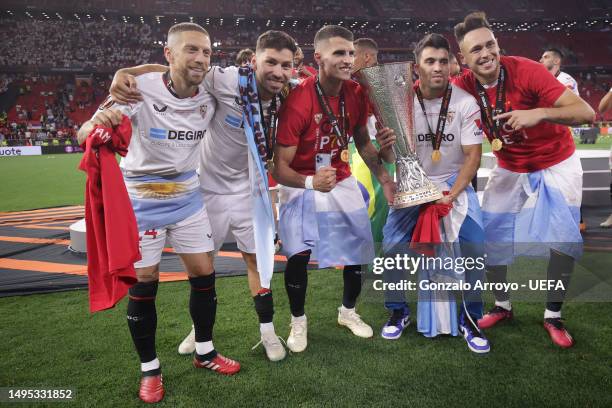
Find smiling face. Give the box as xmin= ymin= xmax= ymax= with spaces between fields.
xmin=315 ymin=36 xmax=355 ymax=82
xmin=164 ymin=30 xmax=212 ymax=87
xmin=253 ymin=47 xmax=294 ymax=100
xmin=459 ymin=27 xmax=501 ymax=84
xmin=416 ymin=46 xmax=450 ymax=95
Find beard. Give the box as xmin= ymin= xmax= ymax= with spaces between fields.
xmin=179 ymin=64 xmax=206 ymax=87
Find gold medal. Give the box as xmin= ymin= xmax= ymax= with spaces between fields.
xmin=431 ymin=150 xmax=441 ymax=162
xmin=340 ymin=149 xmax=349 ymax=163
xmin=491 ymin=138 xmax=503 ymax=151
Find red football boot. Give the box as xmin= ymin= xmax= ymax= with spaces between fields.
xmin=193 ymin=353 xmax=241 ymax=375
xmin=478 ymin=306 xmax=513 ymax=329
xmin=544 ymin=318 xmax=575 ymax=348
xmin=138 ymin=374 xmax=164 ymax=403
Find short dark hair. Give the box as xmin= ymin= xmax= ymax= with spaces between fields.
xmin=168 ymin=22 xmax=209 ymax=40
xmin=413 ymin=33 xmax=450 ymax=62
xmin=314 ymin=25 xmax=353 ymax=49
xmin=354 ymin=38 xmax=378 ymax=52
xmin=454 ymin=11 xmax=492 ymax=44
xmin=256 ymin=30 xmax=297 ymax=54
xmin=545 ymin=47 xmax=564 ymax=60
xmin=236 ymin=48 xmax=255 ymax=65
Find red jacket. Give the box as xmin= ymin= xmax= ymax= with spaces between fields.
xmin=79 ymin=116 xmax=140 ymax=313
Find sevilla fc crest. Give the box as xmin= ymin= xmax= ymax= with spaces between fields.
xmin=200 ymin=105 xmax=208 ymax=118
xmin=314 ymin=113 xmax=323 ymax=124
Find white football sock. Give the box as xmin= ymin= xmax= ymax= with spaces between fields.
xmin=260 ymin=322 xmax=275 ymax=334
xmin=291 ymin=314 xmax=306 ymax=322
xmin=544 ymin=309 xmax=561 ymax=319
xmin=495 ymin=300 xmax=512 ymax=311
xmin=339 ymin=305 xmax=355 ymax=313
xmin=195 ymin=340 xmax=214 ymax=356
xmin=141 ymin=358 xmax=160 ymax=372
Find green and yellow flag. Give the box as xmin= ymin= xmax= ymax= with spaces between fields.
xmin=348 ymin=141 xmax=395 ymax=247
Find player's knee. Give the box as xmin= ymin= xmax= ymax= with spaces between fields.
xmin=136 ymin=265 xmax=160 ymax=282
xmin=187 ymin=262 xmax=214 ymax=277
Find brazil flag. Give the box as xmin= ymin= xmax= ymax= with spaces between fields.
xmin=348 ymin=140 xmax=395 ymax=247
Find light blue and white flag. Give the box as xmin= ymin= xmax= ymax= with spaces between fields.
xmin=238 ymin=67 xmax=275 ymax=288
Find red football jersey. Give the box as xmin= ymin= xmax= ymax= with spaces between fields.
xmin=277 ymin=75 xmax=369 ymax=182
xmin=453 ymin=56 xmax=574 ymax=173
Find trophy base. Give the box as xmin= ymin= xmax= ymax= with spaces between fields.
xmin=393 ymin=187 xmax=443 ymax=209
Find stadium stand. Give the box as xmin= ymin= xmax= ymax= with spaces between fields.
xmin=0 ymin=0 xmax=610 ymax=141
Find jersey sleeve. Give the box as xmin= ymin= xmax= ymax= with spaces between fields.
xmin=204 ymin=66 xmax=236 ymax=100
xmin=526 ymin=62 xmax=567 ymax=107
xmin=460 ymin=95 xmax=483 ymax=145
xmin=276 ymin=90 xmax=309 ymax=147
xmin=94 ymin=95 xmax=141 ymax=120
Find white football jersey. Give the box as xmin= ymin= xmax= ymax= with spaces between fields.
xmin=98 ymin=72 xmax=215 ymax=177
xmin=199 ymin=66 xmax=280 ymax=195
xmin=199 ymin=66 xmax=251 ymax=195
xmin=556 ymin=71 xmax=579 ymax=96
xmin=413 ymin=84 xmax=482 ymax=183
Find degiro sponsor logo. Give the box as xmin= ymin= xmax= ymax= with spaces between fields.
xmin=417 ymin=133 xmax=455 ymax=142
xmin=149 ymin=128 xmax=207 ymax=141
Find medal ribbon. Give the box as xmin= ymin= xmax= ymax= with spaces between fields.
xmin=415 ymin=83 xmax=452 ymax=152
xmin=163 ymin=70 xmax=199 ymax=98
xmin=314 ymin=77 xmax=348 ymax=152
xmin=474 ymin=65 xmax=506 ymax=142
xmin=258 ymin=97 xmax=278 ymax=162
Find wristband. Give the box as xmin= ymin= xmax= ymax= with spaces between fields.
xmin=304 ymin=175 xmax=314 ymax=190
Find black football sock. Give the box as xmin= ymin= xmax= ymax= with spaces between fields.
xmin=546 ymin=250 xmax=574 ymax=313
xmin=284 ymin=251 xmax=310 ymax=317
xmin=253 ymin=289 xmax=274 ymax=324
xmin=127 ymin=281 xmax=159 ymax=365
xmin=486 ymin=265 xmax=510 ymax=303
xmin=189 ymin=273 xmax=217 ymax=343
xmin=342 ymin=265 xmax=363 ymax=309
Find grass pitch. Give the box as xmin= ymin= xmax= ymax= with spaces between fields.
xmin=0 ymin=271 xmax=611 ymax=407
xmin=1 ymin=136 xmax=611 ymax=406
xmin=0 ymin=154 xmax=85 ymax=212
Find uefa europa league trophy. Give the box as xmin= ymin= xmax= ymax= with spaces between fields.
xmin=356 ymin=62 xmax=442 ymax=208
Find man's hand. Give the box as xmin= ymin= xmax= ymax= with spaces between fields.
xmin=375 ymin=127 xmax=396 ymax=150
xmin=91 ymin=108 xmax=123 ymax=128
xmin=312 ymin=166 xmax=337 ymax=192
xmin=494 ymin=109 xmax=544 ymax=131
xmin=435 ymin=194 xmax=454 ymax=206
xmin=110 ymin=71 xmax=142 ymax=104
xmin=381 ymin=180 xmax=397 ymax=205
